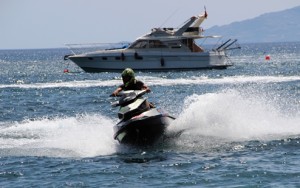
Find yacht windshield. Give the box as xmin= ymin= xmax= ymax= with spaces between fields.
xmin=129 ymin=40 xmax=148 ymax=49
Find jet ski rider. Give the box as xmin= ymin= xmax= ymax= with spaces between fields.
xmin=111 ymin=68 xmax=151 ymax=97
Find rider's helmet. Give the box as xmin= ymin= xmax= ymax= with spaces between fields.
xmin=122 ymin=68 xmax=135 ymax=87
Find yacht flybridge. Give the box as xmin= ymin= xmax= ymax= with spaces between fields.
xmin=64 ymin=10 xmax=239 ymax=72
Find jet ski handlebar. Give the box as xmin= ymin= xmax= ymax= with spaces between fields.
xmin=118 ymin=90 xmax=147 ymax=97
xmin=111 ymin=90 xmax=147 ymax=107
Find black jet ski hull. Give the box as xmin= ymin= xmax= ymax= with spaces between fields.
xmin=114 ymin=114 xmax=174 ymax=146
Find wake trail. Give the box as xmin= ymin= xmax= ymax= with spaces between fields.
xmin=0 ymin=75 xmax=299 ymax=89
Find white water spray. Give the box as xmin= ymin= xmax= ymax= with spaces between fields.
xmin=0 ymin=114 xmax=118 ymax=158
xmin=170 ymin=89 xmax=300 ymax=147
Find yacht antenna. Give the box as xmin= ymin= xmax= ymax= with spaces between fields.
xmin=159 ymin=8 xmax=179 ymax=28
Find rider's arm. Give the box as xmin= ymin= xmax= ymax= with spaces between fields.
xmin=137 ymin=80 xmax=151 ymax=93
xmin=111 ymin=87 xmax=122 ymax=97
xmin=142 ymin=84 xmax=151 ymax=93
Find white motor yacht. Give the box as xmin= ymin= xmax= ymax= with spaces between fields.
xmin=64 ymin=10 xmax=239 ymax=72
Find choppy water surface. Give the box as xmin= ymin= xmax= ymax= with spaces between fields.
xmin=0 ymin=42 xmax=299 ymax=187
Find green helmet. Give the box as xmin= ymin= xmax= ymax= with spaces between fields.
xmin=122 ymin=68 xmax=135 ymax=78
xmin=121 ymin=68 xmax=135 ymax=87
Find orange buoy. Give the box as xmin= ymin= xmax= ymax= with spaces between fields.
xmin=265 ymin=55 xmax=271 ymax=61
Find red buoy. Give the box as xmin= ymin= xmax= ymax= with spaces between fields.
xmin=265 ymin=55 xmax=271 ymax=61
xmin=63 ymin=69 xmax=69 ymax=73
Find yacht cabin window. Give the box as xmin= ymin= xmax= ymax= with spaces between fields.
xmin=167 ymin=42 xmax=182 ymax=49
xmin=129 ymin=40 xmax=167 ymax=49
xmin=149 ymin=40 xmax=167 ymax=48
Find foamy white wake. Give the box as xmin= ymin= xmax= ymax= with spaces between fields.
xmin=0 ymin=114 xmax=118 ymax=158
xmin=0 ymin=75 xmax=299 ymax=89
xmin=169 ymin=89 xmax=300 ymax=149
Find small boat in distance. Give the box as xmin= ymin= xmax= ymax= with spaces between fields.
xmin=64 ymin=10 xmax=240 ymax=72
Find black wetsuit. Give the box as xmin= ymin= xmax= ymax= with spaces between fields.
xmin=119 ymin=80 xmax=145 ymax=91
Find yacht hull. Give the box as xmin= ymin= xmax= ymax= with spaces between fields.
xmin=68 ymin=51 xmax=231 ymax=72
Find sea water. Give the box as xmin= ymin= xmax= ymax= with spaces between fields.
xmin=0 ymin=42 xmax=299 ymax=187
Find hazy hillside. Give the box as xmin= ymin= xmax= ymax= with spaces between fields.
xmin=205 ymin=6 xmax=300 ymax=43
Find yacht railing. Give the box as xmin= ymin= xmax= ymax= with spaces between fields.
xmin=65 ymin=43 xmax=131 ymax=55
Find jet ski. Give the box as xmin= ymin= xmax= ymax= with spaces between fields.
xmin=112 ymin=90 xmax=175 ymax=146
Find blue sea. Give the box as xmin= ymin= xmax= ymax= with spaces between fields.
xmin=0 ymin=42 xmax=299 ymax=187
